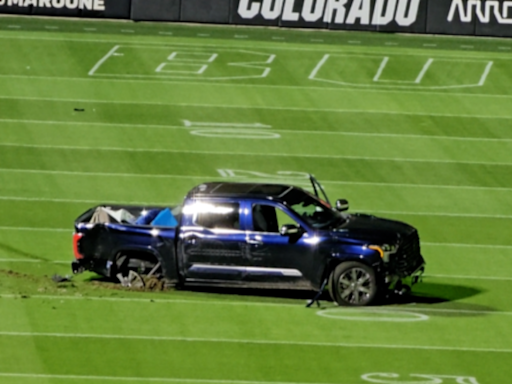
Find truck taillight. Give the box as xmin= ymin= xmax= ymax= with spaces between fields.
xmin=73 ymin=233 xmax=84 ymax=259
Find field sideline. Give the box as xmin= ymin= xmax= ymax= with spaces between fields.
xmin=0 ymin=15 xmax=512 ymax=384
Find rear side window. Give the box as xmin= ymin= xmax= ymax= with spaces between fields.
xmin=186 ymin=202 xmax=240 ymax=230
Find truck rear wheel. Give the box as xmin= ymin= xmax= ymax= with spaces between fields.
xmin=329 ymin=261 xmax=378 ymax=306
xmin=114 ymin=252 xmax=162 ymax=285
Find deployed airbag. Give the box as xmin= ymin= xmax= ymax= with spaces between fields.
xmin=151 ymin=208 xmax=178 ymax=227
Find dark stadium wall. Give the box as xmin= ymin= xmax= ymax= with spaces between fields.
xmin=0 ymin=0 xmax=131 ymax=18
xmin=1 ymin=0 xmax=511 ymax=38
xmin=131 ymin=0 xmax=180 ymax=21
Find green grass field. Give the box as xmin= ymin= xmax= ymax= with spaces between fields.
xmin=1 ymin=14 xmax=512 ymax=384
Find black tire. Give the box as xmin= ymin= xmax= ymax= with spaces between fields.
xmin=328 ymin=261 xmax=378 ymax=306
xmin=114 ymin=253 xmax=161 ymax=278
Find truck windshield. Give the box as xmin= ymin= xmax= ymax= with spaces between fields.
xmin=281 ymin=188 xmax=344 ymax=229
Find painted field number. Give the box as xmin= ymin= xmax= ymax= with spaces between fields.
xmin=183 ymin=120 xmax=279 ymax=139
xmin=309 ymin=53 xmax=494 ymax=89
xmin=88 ymin=45 xmax=276 ymax=80
xmin=362 ymin=373 xmax=481 ymax=384
xmin=156 ymin=52 xmax=218 ymax=75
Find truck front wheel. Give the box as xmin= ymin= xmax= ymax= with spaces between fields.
xmin=329 ymin=261 xmax=378 ymax=306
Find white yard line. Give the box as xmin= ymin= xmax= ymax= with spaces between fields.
xmin=0 ymin=331 xmax=510 ymax=353
xmin=1 ymin=143 xmax=511 ymax=166
xmin=0 ymin=196 xmax=162 ymax=205
xmin=0 ymin=294 xmax=298 ymax=307
xmin=2 ymin=196 xmax=512 ymax=219
xmin=0 ymin=34 xmax=501 ymax=59
xmin=0 ymin=259 xmax=68 ymax=264
xmin=0 ymin=225 xmax=511 ymax=249
xmin=0 ymin=168 xmax=511 ymax=192
xmin=0 ymin=373 xmax=345 ymax=384
xmin=0 ymin=168 xmax=208 ymax=180
xmin=0 ymin=258 xmax=509 ymax=280
xmin=426 ymin=274 xmax=512 ymax=281
xmin=2 ymin=118 xmax=512 ymax=142
xmin=0 ymin=226 xmax=69 ymax=232
xmin=423 ymin=242 xmax=512 ymax=249
xmin=88 ymin=45 xmax=120 ymax=76
xmin=1 ymin=71 xmax=512 ymax=100
xmin=1 ymin=96 xmax=512 ymax=120
xmin=367 ymin=210 xmax=512 ymax=219
xmin=2 ymin=294 xmax=512 ymax=313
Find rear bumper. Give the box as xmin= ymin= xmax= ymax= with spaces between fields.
xmin=71 ymin=259 xmax=87 ymax=274
xmin=71 ymin=258 xmax=111 ymax=275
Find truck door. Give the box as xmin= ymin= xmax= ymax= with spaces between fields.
xmin=245 ymin=202 xmax=325 ymax=289
xmin=178 ymin=200 xmax=248 ymax=282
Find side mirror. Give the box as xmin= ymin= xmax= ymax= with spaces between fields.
xmin=280 ymin=224 xmax=302 ymax=236
xmin=335 ymin=199 xmax=349 ymax=212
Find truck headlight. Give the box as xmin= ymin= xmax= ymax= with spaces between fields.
xmin=368 ymin=244 xmax=398 ymax=262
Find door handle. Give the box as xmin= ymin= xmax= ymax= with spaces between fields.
xmin=246 ymin=239 xmax=263 ymax=245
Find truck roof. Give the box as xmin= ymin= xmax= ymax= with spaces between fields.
xmin=187 ymin=182 xmax=295 ymax=200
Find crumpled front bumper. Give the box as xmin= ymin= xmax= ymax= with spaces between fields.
xmin=385 ymin=262 xmax=425 ymax=293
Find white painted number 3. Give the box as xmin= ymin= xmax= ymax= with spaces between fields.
xmin=362 ymin=373 xmax=481 ymax=384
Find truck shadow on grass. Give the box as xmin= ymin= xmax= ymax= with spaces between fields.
xmin=185 ymin=282 xmax=495 ymax=316
xmin=87 ymin=276 xmax=496 ymax=316
xmin=386 ymin=282 xmax=497 ymax=317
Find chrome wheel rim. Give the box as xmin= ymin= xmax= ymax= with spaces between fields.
xmin=337 ymin=268 xmax=372 ymax=304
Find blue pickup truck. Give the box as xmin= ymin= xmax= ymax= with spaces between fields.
xmin=72 ymin=176 xmax=425 ymax=306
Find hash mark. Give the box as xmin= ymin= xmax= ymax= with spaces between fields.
xmin=88 ymin=45 xmax=120 ymax=76
xmin=385 ymin=42 xmax=398 ymax=46
xmin=348 ymin=41 xmax=361 ymax=44
xmin=121 ymin=29 xmax=134 ymax=33
xmin=461 ymin=45 xmax=474 ymax=49
xmin=235 ymin=35 xmax=248 ymax=38
xmin=84 ymin=28 xmax=97 ymax=31
xmin=478 ymin=61 xmax=493 ymax=86
xmin=373 ymin=57 xmax=389 ymax=82
xmin=499 ymin=47 xmax=511 ymax=50
xmin=272 ymin=37 xmax=284 ymax=40
xmin=311 ymin=39 xmax=323 ymax=42
xmin=415 ymin=58 xmax=434 ymax=84
xmin=198 ymin=34 xmax=210 ymax=37
xmin=45 ymin=26 xmax=58 ymax=30
xmin=7 ymin=25 xmax=20 ymax=29
xmin=423 ymin=43 xmax=437 ymax=47
xmin=159 ymin=32 xmax=173 ymax=35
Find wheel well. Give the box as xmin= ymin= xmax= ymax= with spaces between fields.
xmin=113 ymin=250 xmax=162 ymax=277
xmin=324 ymin=257 xmax=373 ymax=280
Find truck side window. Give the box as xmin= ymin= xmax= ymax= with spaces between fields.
xmin=193 ymin=202 xmax=240 ymax=230
xmin=252 ymin=204 xmax=298 ymax=233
